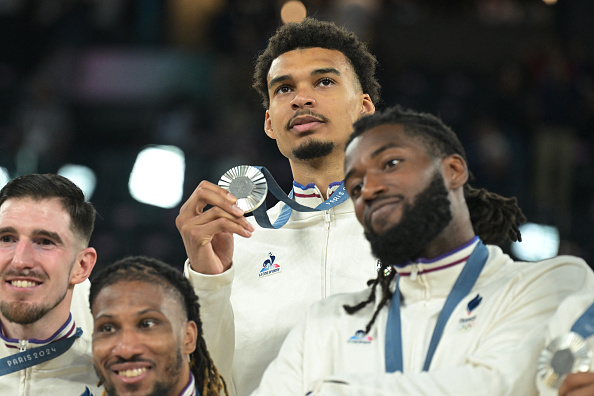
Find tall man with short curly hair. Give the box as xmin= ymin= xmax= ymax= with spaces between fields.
xmin=176 ymin=18 xmax=381 ymax=395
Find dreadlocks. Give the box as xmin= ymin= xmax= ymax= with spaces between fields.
xmin=89 ymin=256 xmax=228 ymax=396
xmin=344 ymin=105 xmax=527 ymax=333
xmin=253 ymin=17 xmax=381 ymax=108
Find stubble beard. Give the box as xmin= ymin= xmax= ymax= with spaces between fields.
xmin=99 ymin=348 xmax=185 ymax=396
xmin=364 ymin=171 xmax=453 ymax=268
xmin=0 ymin=270 xmax=68 ymax=325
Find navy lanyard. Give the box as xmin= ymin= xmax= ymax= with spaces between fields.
xmin=385 ymin=240 xmax=489 ymax=373
xmin=252 ymin=166 xmax=349 ymax=229
xmin=0 ymin=327 xmax=83 ymax=376
xmin=571 ymin=301 xmax=594 ymax=339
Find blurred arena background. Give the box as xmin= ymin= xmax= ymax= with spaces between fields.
xmin=0 ymin=0 xmax=592 ymax=272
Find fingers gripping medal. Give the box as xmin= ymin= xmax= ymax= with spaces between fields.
xmin=537 ymin=332 xmax=592 ymax=389
xmin=218 ymin=165 xmax=267 ymax=213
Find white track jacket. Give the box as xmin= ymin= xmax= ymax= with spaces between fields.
xmin=185 ymin=182 xmax=379 ymax=395
xmin=253 ymin=240 xmax=594 ymax=396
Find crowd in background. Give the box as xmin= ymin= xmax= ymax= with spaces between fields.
xmin=0 ymin=0 xmax=592 ymax=270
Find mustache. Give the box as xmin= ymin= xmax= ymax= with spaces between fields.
xmin=2 ymin=268 xmax=48 ymax=280
xmin=286 ymin=109 xmax=329 ymax=130
xmin=106 ymin=357 xmax=155 ymax=369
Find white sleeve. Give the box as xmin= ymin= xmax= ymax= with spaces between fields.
xmin=255 ymin=259 xmax=594 ymax=396
xmin=251 ymin=313 xmax=308 ymax=396
xmin=184 ymin=260 xmax=237 ymax=396
xmin=308 ymin=262 xmax=594 ymax=396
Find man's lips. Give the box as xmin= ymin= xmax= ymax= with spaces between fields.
xmin=287 ymin=113 xmax=328 ymax=133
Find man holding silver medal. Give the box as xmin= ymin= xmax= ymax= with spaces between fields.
xmin=537 ymin=288 xmax=594 ymax=396
xmin=252 ymin=106 xmax=594 ymax=395
xmin=176 ymin=18 xmax=380 ymax=395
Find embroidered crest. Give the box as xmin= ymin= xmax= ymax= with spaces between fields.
xmin=458 ymin=294 xmax=482 ymax=331
xmin=259 ymin=252 xmax=281 ymax=277
xmin=347 ymin=329 xmax=373 ymax=344
xmin=467 ymin=294 xmax=483 ymax=314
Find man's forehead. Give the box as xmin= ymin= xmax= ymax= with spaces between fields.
xmin=94 ymin=281 xmax=185 ymax=318
xmin=268 ymin=47 xmax=353 ymax=81
xmin=0 ymin=197 xmax=70 ymax=225
xmin=345 ymin=125 xmax=414 ymax=172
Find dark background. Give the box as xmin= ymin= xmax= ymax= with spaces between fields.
xmin=0 ymin=0 xmax=592 ymax=272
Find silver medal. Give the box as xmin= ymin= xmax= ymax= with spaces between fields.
xmin=218 ymin=165 xmax=268 ymax=213
xmin=537 ymin=332 xmax=592 ymax=388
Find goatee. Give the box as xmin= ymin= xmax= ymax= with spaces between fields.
xmin=292 ymin=139 xmax=334 ymax=160
xmin=364 ymin=171 xmax=453 ymax=268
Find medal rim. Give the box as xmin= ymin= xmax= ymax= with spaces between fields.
xmin=218 ymin=165 xmax=268 ymax=213
xmin=538 ymin=331 xmax=592 ymax=389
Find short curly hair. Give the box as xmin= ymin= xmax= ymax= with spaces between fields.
xmin=253 ymin=18 xmax=380 ymax=108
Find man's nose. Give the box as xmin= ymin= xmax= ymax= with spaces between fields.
xmin=112 ymin=329 xmax=145 ymax=360
xmin=360 ymin=172 xmax=387 ymax=201
xmin=11 ymin=240 xmax=34 ymax=269
xmin=290 ymin=86 xmax=316 ymax=109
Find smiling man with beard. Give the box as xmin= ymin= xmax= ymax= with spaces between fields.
xmin=0 ymin=173 xmax=101 ymax=395
xmin=89 ymin=256 xmax=226 ymax=396
xmin=252 ymin=106 xmax=594 ymax=396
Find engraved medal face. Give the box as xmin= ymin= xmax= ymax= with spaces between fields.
xmin=538 ymin=332 xmax=592 ymax=389
xmin=218 ymin=165 xmax=268 ymax=213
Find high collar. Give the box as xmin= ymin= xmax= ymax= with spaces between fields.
xmin=0 ymin=313 xmax=77 ymax=351
xmin=179 ymin=372 xmax=197 ymax=396
xmin=289 ymin=181 xmax=353 ymax=215
xmin=397 ymin=237 xmax=480 ymax=302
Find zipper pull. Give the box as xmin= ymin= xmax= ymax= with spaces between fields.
xmin=19 ymin=339 xmax=28 ymax=352
xmin=410 ymin=265 xmax=419 ymax=282
xmin=324 ymin=210 xmax=331 ymax=223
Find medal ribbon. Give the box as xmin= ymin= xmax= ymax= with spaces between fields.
xmin=252 ymin=166 xmax=349 ymax=229
xmin=385 ymin=239 xmax=488 ymax=372
xmin=571 ymin=301 xmax=594 ymax=339
xmin=0 ymin=327 xmax=83 ymax=376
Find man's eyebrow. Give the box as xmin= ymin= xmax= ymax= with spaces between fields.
xmin=370 ymin=143 xmax=400 ymax=159
xmin=0 ymin=226 xmax=63 ymax=244
xmin=34 ymin=229 xmax=63 ymax=244
xmin=311 ymin=67 xmax=341 ymax=77
xmin=344 ymin=143 xmax=401 ymax=184
xmin=0 ymin=226 xmax=17 ymax=234
xmin=268 ymin=74 xmax=291 ymax=90
xmin=268 ymin=68 xmax=342 ymax=90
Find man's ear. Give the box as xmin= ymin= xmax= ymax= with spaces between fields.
xmin=442 ymin=154 xmax=468 ymax=190
xmin=360 ymin=94 xmax=375 ymax=117
xmin=183 ymin=320 xmax=198 ymax=355
xmin=69 ymin=247 xmax=97 ymax=285
xmin=264 ymin=110 xmax=276 ymax=139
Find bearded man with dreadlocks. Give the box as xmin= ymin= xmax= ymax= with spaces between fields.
xmin=252 ymin=106 xmax=594 ymax=396
xmin=89 ymin=256 xmax=227 ymax=396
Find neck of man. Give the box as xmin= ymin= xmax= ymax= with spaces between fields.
xmin=289 ymin=154 xmax=345 ymax=200
xmin=0 ymin=299 xmax=72 ymax=341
